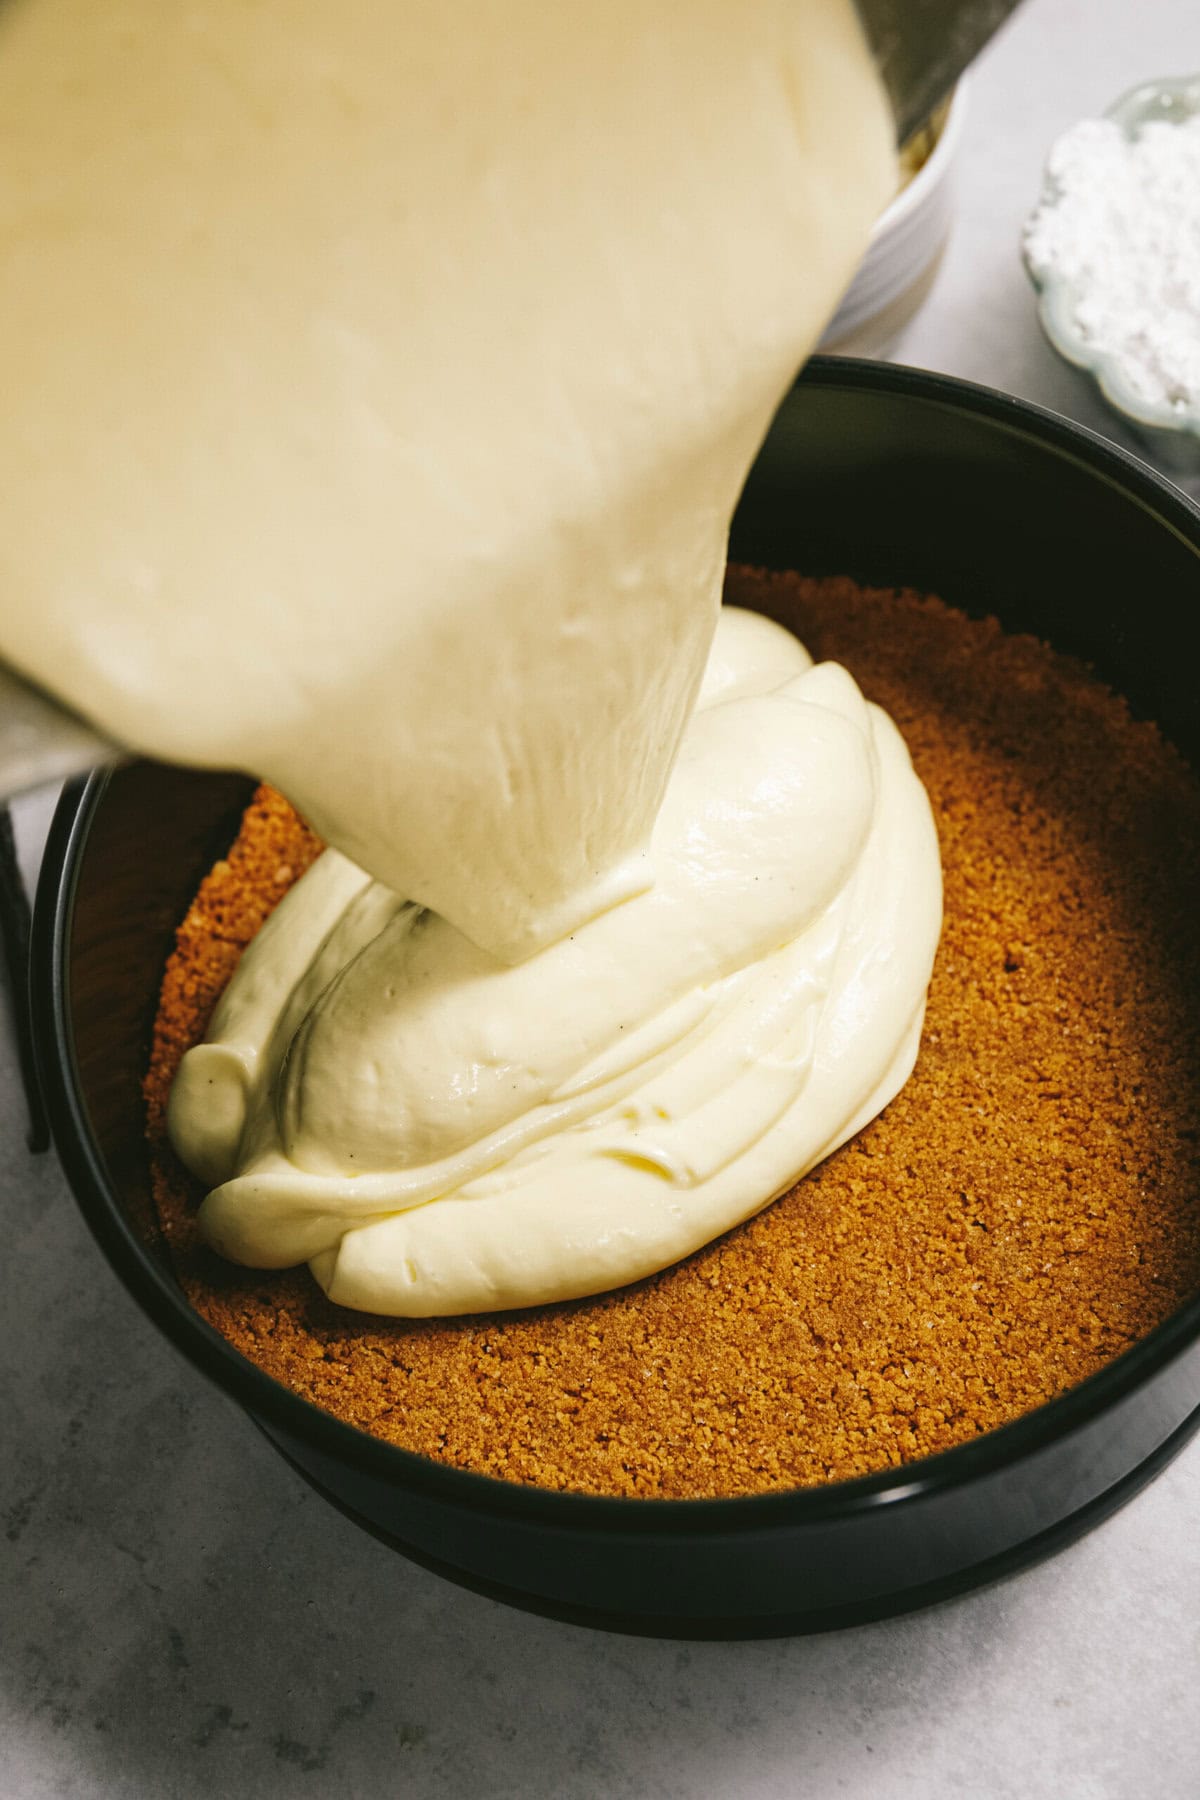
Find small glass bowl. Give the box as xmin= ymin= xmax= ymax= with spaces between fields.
xmin=1024 ymin=74 xmax=1200 ymax=476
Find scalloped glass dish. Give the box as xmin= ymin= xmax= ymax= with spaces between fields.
xmin=1024 ymin=74 xmax=1200 ymax=476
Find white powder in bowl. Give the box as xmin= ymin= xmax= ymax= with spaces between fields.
xmin=1024 ymin=113 xmax=1200 ymax=416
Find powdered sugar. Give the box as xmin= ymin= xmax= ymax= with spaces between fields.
xmin=1024 ymin=112 xmax=1200 ymax=416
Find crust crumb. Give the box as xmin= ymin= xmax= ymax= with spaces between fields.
xmin=143 ymin=573 xmax=1200 ymax=1498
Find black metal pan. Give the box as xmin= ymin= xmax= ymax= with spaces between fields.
xmin=29 ymin=359 xmax=1200 ymax=1636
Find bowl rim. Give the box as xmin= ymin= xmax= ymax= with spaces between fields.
xmin=818 ymin=83 xmax=967 ymax=352
xmin=871 ymin=76 xmax=968 ymax=245
xmin=31 ymin=355 xmax=1200 ymax=1537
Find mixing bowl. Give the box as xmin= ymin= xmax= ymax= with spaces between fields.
xmin=30 ymin=359 xmax=1200 ymax=1638
xmin=819 ymin=84 xmax=966 ymax=357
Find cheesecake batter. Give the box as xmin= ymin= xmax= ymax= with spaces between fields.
xmin=170 ymin=609 xmax=940 ymax=1313
xmin=0 ymin=0 xmax=940 ymax=1313
xmin=0 ymin=0 xmax=894 ymax=959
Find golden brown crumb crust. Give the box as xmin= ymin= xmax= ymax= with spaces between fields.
xmin=144 ymin=573 xmax=1200 ymax=1498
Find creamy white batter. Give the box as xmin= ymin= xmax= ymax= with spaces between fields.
xmin=0 ymin=0 xmax=894 ymax=960
xmin=172 ymin=609 xmax=940 ymax=1314
xmin=0 ymin=0 xmax=941 ymax=1316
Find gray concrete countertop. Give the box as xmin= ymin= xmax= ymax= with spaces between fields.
xmin=3 ymin=2 xmax=1199 ymax=1794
